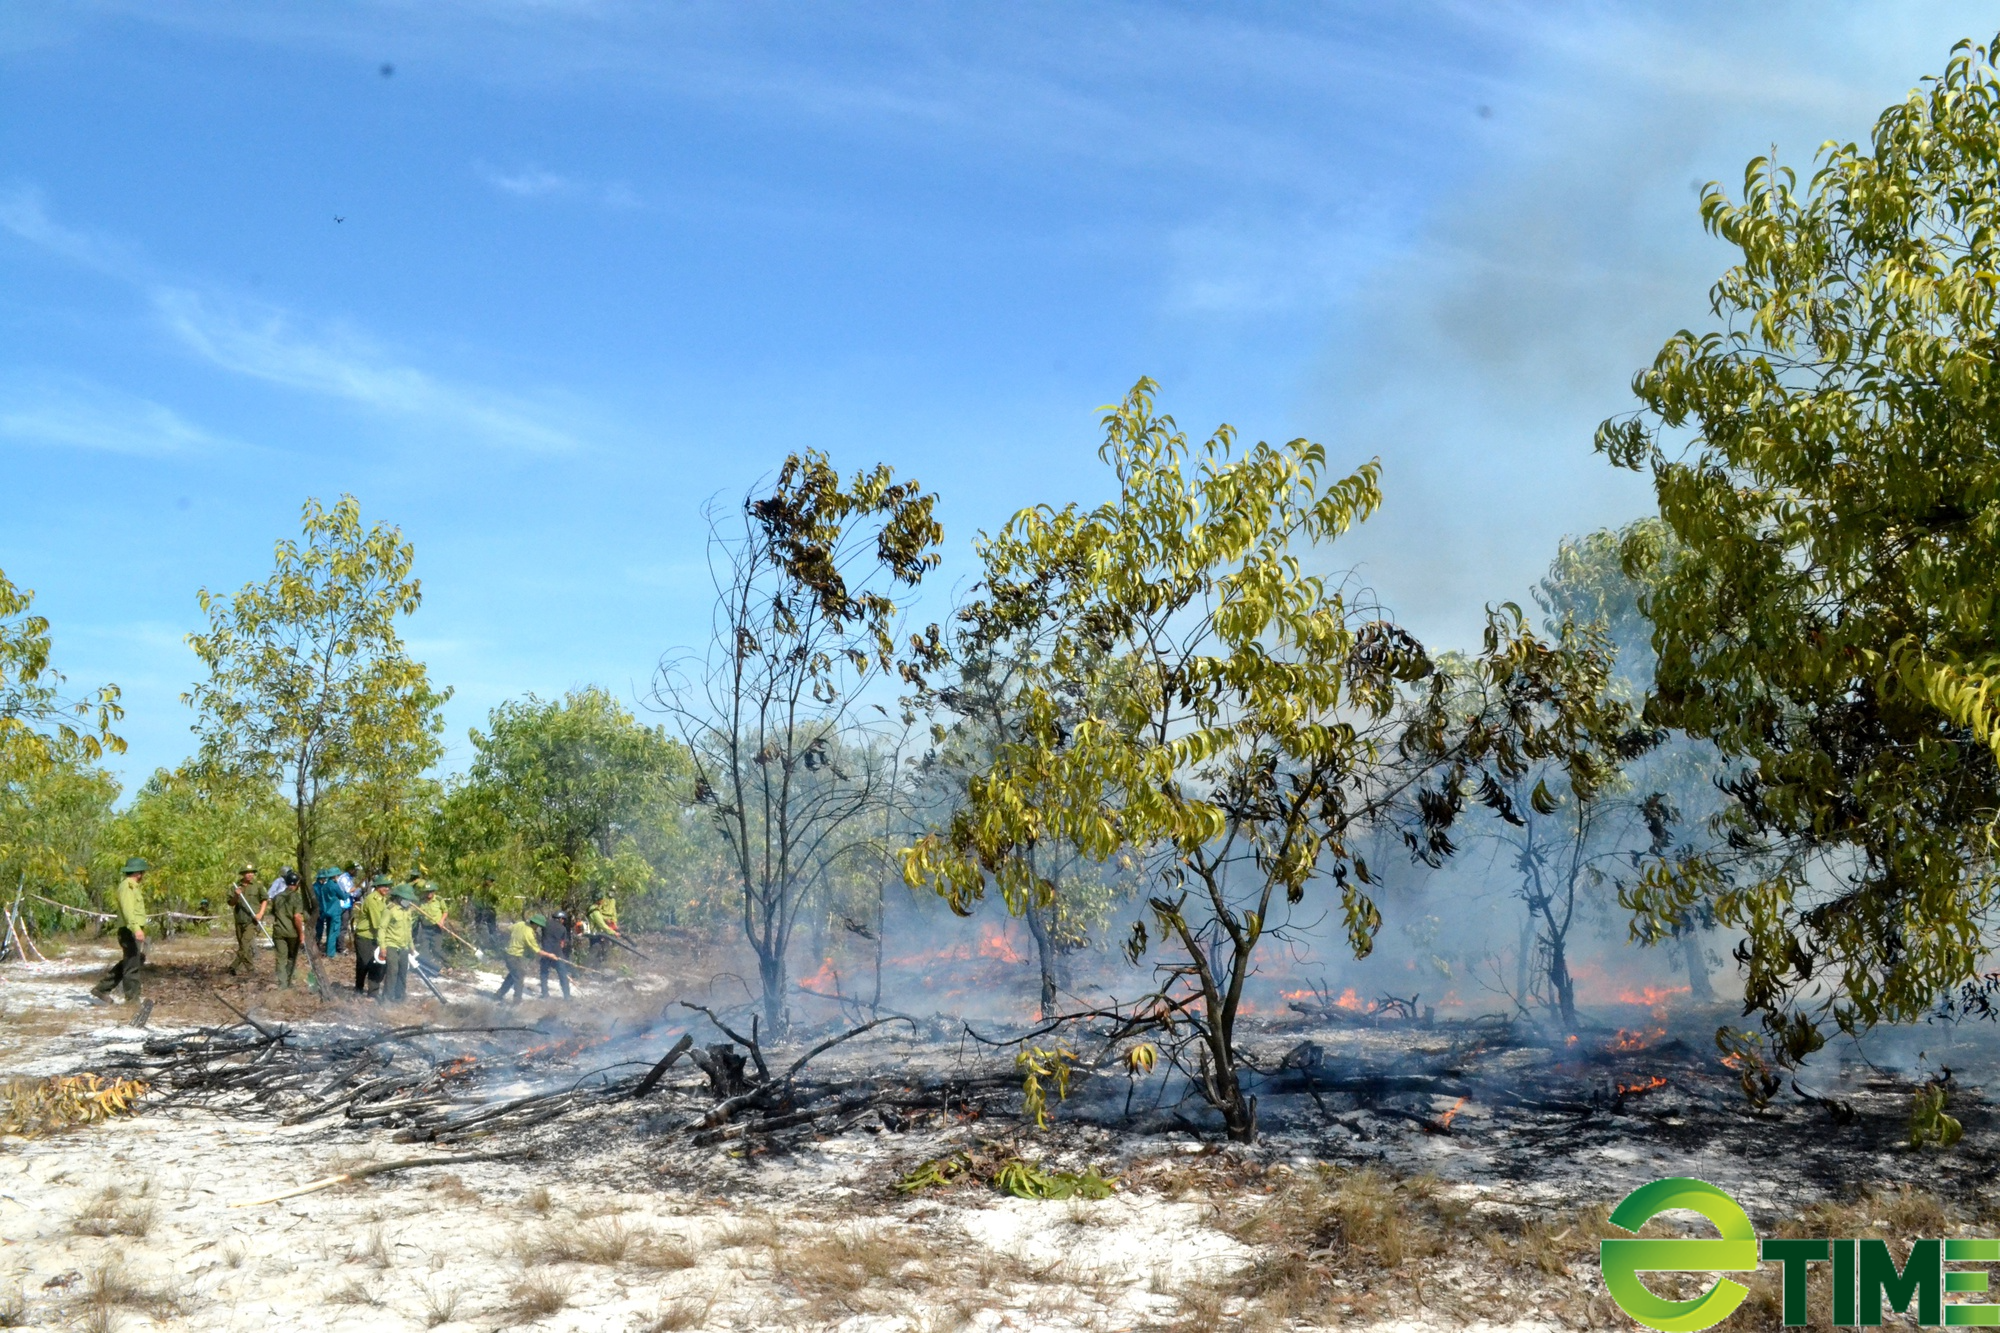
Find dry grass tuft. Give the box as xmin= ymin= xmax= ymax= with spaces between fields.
xmin=82 ymin=1263 xmax=190 ymax=1325
xmin=71 ymin=1187 xmax=154 ymax=1239
xmin=421 ymin=1283 xmax=460 ymax=1327
xmin=508 ymin=1270 xmax=573 ymax=1319
xmin=328 ymin=1278 xmax=382 ymax=1307
xmin=646 ymin=1293 xmax=716 ymax=1331
xmin=348 ymin=1224 xmax=392 ymax=1269
xmin=785 ymin=1226 xmax=933 ymax=1318
xmin=523 ymin=1185 xmax=553 ymax=1213
xmin=425 ymin=1173 xmax=482 ymax=1207
xmin=631 ymin=1234 xmax=699 ymax=1272
xmin=0 ymin=1287 xmax=23 ymax=1329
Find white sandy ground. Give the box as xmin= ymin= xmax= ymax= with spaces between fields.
xmin=0 ymin=943 xmax=1605 ymax=1331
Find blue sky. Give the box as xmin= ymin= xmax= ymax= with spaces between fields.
xmin=1 ymin=1 xmax=1992 ymax=790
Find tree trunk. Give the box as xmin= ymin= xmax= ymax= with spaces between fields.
xmin=1679 ymin=928 xmax=1715 ymax=1004
xmin=1022 ymin=900 xmax=1059 ymax=1020
xmin=756 ymin=944 xmax=787 ymax=1036
xmin=1548 ymin=936 xmax=1576 ymax=1029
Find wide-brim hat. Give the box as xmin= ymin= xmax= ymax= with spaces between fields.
xmin=391 ymin=885 xmax=418 ymax=904
xmin=122 ymin=857 xmax=150 ymax=875
xmin=420 ymin=883 xmax=438 ymax=895
xmin=238 ymin=863 xmax=256 ymax=875
xmin=371 ymin=874 xmax=394 ymax=888
xmin=526 ymin=913 xmax=547 ymax=927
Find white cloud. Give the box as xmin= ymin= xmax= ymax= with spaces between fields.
xmin=476 ymin=161 xmax=643 ymax=210
xmin=0 ymin=185 xmax=582 ymax=455
xmin=153 ymin=289 xmax=578 ymax=453
xmin=483 ymin=166 xmax=574 ymax=197
xmin=0 ymin=184 xmax=144 ymax=280
xmin=0 ymin=377 xmax=232 ymax=457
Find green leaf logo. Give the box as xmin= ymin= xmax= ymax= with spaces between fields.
xmin=1600 ymin=1177 xmax=1759 ymax=1332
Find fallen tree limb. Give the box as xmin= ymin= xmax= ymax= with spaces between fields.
xmin=634 ymin=1034 xmax=695 ymax=1099
xmin=227 ymin=1150 xmax=524 ymax=1207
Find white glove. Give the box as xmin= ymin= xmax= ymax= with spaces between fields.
xmin=374 ymin=946 xmax=386 ymax=965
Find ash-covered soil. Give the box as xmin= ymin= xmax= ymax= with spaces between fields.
xmin=3 ymin=930 xmax=1996 ymax=1331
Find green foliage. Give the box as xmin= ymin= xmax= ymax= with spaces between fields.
xmin=186 ymin=496 xmax=447 ymax=881
xmin=111 ymin=764 xmax=293 ymax=917
xmin=990 ymin=1160 xmax=1116 ymax=1201
xmin=659 ymin=452 xmax=941 ymax=1033
xmin=438 ymin=687 xmax=689 ymax=910
xmin=1599 ymin=35 xmax=2000 ymax=1054
xmin=894 ymin=1153 xmax=970 ymax=1193
xmin=1015 ymin=1045 xmax=1076 ymax=1130
xmin=904 ymin=380 xmax=1627 ymax=1142
xmin=1909 ymin=1078 xmax=1963 ymax=1149
xmin=0 ymin=743 xmax=118 ymax=927
xmin=0 ymin=567 xmax=123 ymax=770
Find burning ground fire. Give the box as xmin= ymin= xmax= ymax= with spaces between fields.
xmin=9 ymin=931 xmax=2000 ymax=1332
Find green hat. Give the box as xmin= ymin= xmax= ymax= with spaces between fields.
xmin=526 ymin=912 xmax=547 ymax=927
xmin=238 ymin=863 xmax=256 ymax=875
xmin=371 ymin=874 xmax=394 ymax=889
xmin=122 ymin=857 xmax=150 ymax=875
xmin=391 ymin=885 xmax=418 ymax=904
xmin=420 ymin=883 xmax=438 ymax=896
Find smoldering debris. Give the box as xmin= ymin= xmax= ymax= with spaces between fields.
xmin=60 ymin=985 xmax=2000 ymax=1216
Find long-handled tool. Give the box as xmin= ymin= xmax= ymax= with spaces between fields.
xmin=437 ymin=922 xmax=484 ymax=961
xmin=599 ymin=930 xmax=651 ymax=960
xmin=413 ymin=956 xmax=452 ymax=1005
xmin=231 ymin=888 xmax=275 ymax=947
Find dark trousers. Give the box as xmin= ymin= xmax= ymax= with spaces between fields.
xmin=589 ymin=934 xmax=611 ymax=966
xmin=495 ymin=954 xmax=529 ymax=1002
xmin=381 ymin=946 xmax=410 ymax=1003
xmin=354 ymin=937 xmax=384 ymax=995
xmin=231 ymin=917 xmax=258 ymax=974
xmin=538 ymin=956 xmax=571 ymax=998
xmin=92 ymin=928 xmax=144 ymax=1002
xmin=415 ymin=923 xmax=442 ymax=972
xmin=273 ymin=936 xmax=303 ymax=988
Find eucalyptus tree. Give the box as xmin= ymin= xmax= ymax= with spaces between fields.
xmin=656 ymin=452 xmax=941 ymax=1034
xmin=904 ymin=381 xmax=1627 ymax=1142
xmin=0 ymin=567 xmax=123 ymax=768
xmin=186 ymin=496 xmax=448 ymax=888
xmin=1599 ymin=35 xmax=2000 ymax=1064
xmin=455 ymin=686 xmax=688 ymax=907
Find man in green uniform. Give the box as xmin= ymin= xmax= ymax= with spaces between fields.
xmin=260 ymin=872 xmax=309 ymax=988
xmin=586 ymin=891 xmax=620 ymax=966
xmin=352 ymin=874 xmax=392 ymax=996
xmin=227 ymin=863 xmax=261 ymax=976
xmin=496 ymin=913 xmax=560 ymax=1002
xmin=413 ymin=882 xmax=447 ymax=972
xmin=91 ymin=857 xmax=150 ymax=1005
xmin=378 ymin=885 xmax=418 ymax=1003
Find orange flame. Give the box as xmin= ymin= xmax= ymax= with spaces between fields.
xmin=1607 ymin=1026 xmax=1666 ymax=1053
xmin=976 ymin=924 xmax=1027 ymax=964
xmin=1616 ymin=1076 xmax=1668 ymax=1096
xmin=1616 ymin=984 xmax=1691 ymax=1007
xmin=1439 ymin=1096 xmax=1468 ymax=1128
xmin=800 ymin=957 xmax=840 ymax=993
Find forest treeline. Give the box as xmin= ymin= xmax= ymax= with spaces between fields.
xmin=11 ymin=35 xmax=2000 ymax=1142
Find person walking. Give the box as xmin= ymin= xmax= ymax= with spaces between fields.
xmin=90 ymin=857 xmax=150 ymax=1005
xmin=227 ymin=863 xmax=261 ymax=976
xmin=537 ymin=909 xmax=573 ymax=999
xmin=495 ymin=913 xmax=559 ymax=1003
xmin=351 ymin=875 xmax=392 ymax=996
xmin=313 ymin=866 xmax=350 ymax=959
xmin=261 ymin=873 xmax=309 ymax=989
xmin=378 ymin=885 xmax=418 ymax=1003
xmin=586 ymin=890 xmax=620 ymax=966
xmin=414 ymin=882 xmax=448 ymax=973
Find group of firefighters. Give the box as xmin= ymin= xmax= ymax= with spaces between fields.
xmin=89 ymin=856 xmax=631 ymax=1008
